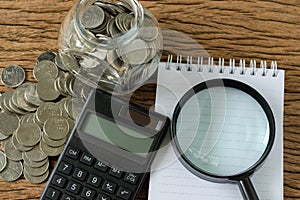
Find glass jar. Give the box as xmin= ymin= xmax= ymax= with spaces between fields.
xmin=57 ymin=0 xmax=162 ymax=94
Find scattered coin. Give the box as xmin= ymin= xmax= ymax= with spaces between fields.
xmin=42 ymin=133 xmax=67 ymax=148
xmin=2 ymin=137 xmax=22 ymax=161
xmin=43 ymin=116 xmax=69 ymax=140
xmin=0 ymin=160 xmax=23 ymax=182
xmin=22 ymin=153 xmax=48 ymax=168
xmin=37 ymin=78 xmax=60 ymax=101
xmin=24 ymin=145 xmax=48 ymax=162
xmin=15 ymin=123 xmax=41 ymax=147
xmin=24 ymin=84 xmax=42 ymax=107
xmin=0 ymin=151 xmax=7 ymax=172
xmin=24 ymin=169 xmax=49 ymax=184
xmin=24 ymin=159 xmax=49 ymax=177
xmin=0 ymin=111 xmax=19 ymax=137
xmin=12 ymin=134 xmax=33 ymax=152
xmin=36 ymin=51 xmax=57 ymax=64
xmin=0 ymin=51 xmax=80 ymax=184
xmin=36 ymin=102 xmax=62 ymax=124
xmin=34 ymin=60 xmax=58 ymax=81
xmin=1 ymin=65 xmax=26 ymax=88
xmin=40 ymin=140 xmax=65 ymax=157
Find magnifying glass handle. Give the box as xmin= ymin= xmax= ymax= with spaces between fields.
xmin=238 ymin=178 xmax=259 ymax=200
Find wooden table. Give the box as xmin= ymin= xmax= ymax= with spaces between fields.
xmin=0 ymin=0 xmax=299 ymax=199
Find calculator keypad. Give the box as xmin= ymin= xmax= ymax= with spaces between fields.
xmin=42 ymin=145 xmax=142 ymax=200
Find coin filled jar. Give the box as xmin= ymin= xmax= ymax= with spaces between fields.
xmin=58 ymin=0 xmax=162 ymax=94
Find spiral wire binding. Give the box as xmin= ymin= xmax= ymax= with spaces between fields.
xmin=165 ymin=55 xmax=279 ymax=77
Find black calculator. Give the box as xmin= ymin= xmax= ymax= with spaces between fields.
xmin=40 ymin=89 xmax=170 ymax=200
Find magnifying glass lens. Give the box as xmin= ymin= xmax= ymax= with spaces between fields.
xmin=176 ymin=87 xmax=270 ymax=177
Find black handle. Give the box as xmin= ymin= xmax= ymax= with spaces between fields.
xmin=238 ymin=178 xmax=259 ymax=200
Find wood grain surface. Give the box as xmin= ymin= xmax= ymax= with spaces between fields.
xmin=0 ymin=0 xmax=299 ymax=199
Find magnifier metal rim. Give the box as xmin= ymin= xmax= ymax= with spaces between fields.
xmin=171 ymin=79 xmax=276 ymax=182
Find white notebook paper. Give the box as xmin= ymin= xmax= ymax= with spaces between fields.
xmin=149 ymin=57 xmax=284 ymax=200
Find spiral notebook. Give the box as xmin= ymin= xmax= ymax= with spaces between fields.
xmin=149 ymin=56 xmax=284 ymax=200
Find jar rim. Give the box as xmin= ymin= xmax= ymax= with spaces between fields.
xmin=75 ymin=0 xmax=144 ymax=49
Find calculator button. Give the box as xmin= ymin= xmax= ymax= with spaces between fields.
xmin=109 ymin=167 xmax=123 ymax=178
xmin=45 ymin=187 xmax=60 ymax=200
xmin=61 ymin=194 xmax=76 ymax=200
xmin=51 ymin=174 xmax=67 ymax=188
xmin=117 ymin=187 xmax=132 ymax=200
xmin=80 ymin=152 xmax=95 ymax=166
xmin=124 ymin=173 xmax=139 ymax=185
xmin=66 ymin=181 xmax=82 ymax=194
xmin=87 ymin=174 xmax=102 ymax=188
xmin=81 ymin=187 xmax=96 ymax=200
xmin=58 ymin=161 xmax=73 ymax=175
xmin=65 ymin=146 xmax=81 ymax=160
xmin=97 ymin=193 xmax=111 ymax=200
xmin=102 ymin=180 xmax=117 ymax=194
xmin=73 ymin=168 xmax=88 ymax=181
xmin=94 ymin=160 xmax=108 ymax=172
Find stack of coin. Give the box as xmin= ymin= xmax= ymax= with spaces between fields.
xmin=0 ymin=51 xmax=89 ymax=184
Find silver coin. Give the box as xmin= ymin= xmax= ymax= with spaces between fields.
xmin=2 ymin=91 xmax=16 ymax=113
xmin=36 ymin=102 xmax=62 ymax=124
xmin=42 ymin=133 xmax=67 ymax=148
xmin=2 ymin=137 xmax=22 ymax=161
xmin=22 ymin=153 xmax=48 ymax=168
xmin=43 ymin=116 xmax=69 ymax=140
xmin=12 ymin=84 xmax=37 ymax=112
xmin=33 ymin=60 xmax=58 ymax=81
xmin=40 ymin=140 xmax=65 ymax=157
xmin=0 ymin=160 xmax=23 ymax=182
xmin=24 ymin=159 xmax=49 ymax=177
xmin=0 ymin=111 xmax=19 ymax=137
xmin=0 ymin=151 xmax=7 ymax=172
xmin=1 ymin=65 xmax=26 ymax=88
xmin=24 ymin=83 xmax=42 ymax=107
xmin=0 ymin=133 xmax=9 ymax=141
xmin=55 ymin=53 xmax=68 ymax=71
xmin=24 ymin=145 xmax=48 ymax=162
xmin=24 ymin=169 xmax=49 ymax=184
xmin=36 ymin=51 xmax=57 ymax=63
xmin=13 ymin=88 xmax=37 ymax=112
xmin=116 ymin=0 xmax=133 ymax=12
xmin=120 ymin=39 xmax=149 ymax=65
xmin=67 ymin=98 xmax=85 ymax=120
xmin=37 ymin=78 xmax=60 ymax=101
xmin=12 ymin=134 xmax=33 ymax=152
xmin=81 ymin=5 xmax=105 ymax=29
xmin=20 ymin=113 xmax=35 ymax=125
xmin=8 ymin=96 xmax=27 ymax=115
xmin=56 ymin=98 xmax=70 ymax=118
xmin=139 ymin=17 xmax=159 ymax=42
xmin=15 ymin=123 xmax=41 ymax=147
xmin=67 ymin=118 xmax=75 ymax=136
xmin=60 ymin=53 xmax=80 ymax=73
xmin=95 ymin=2 xmax=125 ymax=16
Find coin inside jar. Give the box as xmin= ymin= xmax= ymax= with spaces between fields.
xmin=81 ymin=5 xmax=106 ymax=29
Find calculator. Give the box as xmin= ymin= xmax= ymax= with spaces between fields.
xmin=40 ymin=89 xmax=170 ymax=200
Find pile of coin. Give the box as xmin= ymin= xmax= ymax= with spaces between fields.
xmin=0 ymin=51 xmax=88 ymax=184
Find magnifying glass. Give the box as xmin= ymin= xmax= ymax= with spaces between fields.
xmin=172 ymin=79 xmax=275 ymax=200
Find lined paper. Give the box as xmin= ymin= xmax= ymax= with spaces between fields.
xmin=149 ymin=62 xmax=284 ymax=200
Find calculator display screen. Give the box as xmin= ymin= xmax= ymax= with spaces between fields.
xmin=80 ymin=112 xmax=154 ymax=157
